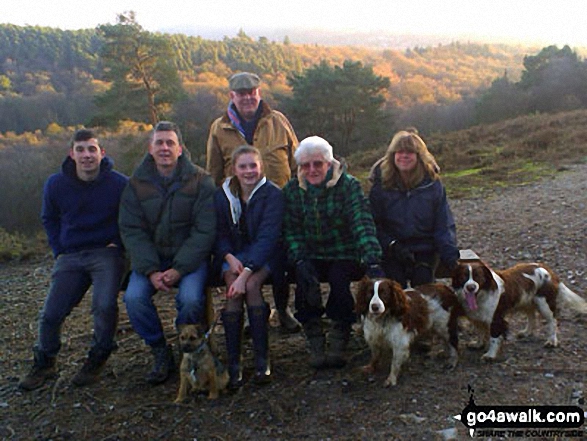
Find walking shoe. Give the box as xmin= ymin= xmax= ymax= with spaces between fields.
xmin=71 ymin=355 xmax=108 ymax=387
xmin=146 ymin=343 xmax=175 ymax=385
xmin=18 ymin=350 xmax=57 ymax=391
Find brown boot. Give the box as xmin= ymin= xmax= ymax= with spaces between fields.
xmin=19 ymin=349 xmax=57 ymax=391
xmin=71 ymin=349 xmax=110 ymax=387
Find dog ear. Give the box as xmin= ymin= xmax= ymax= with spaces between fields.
xmin=384 ymin=280 xmax=408 ymax=316
xmin=478 ymin=261 xmax=499 ymax=291
xmin=355 ymin=277 xmax=372 ymax=315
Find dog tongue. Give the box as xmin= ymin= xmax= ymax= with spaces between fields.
xmin=465 ymin=292 xmax=478 ymax=310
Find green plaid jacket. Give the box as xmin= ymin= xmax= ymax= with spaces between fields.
xmin=283 ymin=160 xmax=382 ymax=265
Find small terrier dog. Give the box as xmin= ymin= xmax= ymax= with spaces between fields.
xmin=175 ymin=323 xmax=229 ymax=402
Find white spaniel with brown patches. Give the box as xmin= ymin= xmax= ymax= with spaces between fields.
xmin=451 ymin=261 xmax=587 ymax=360
xmin=355 ymin=277 xmax=462 ymax=387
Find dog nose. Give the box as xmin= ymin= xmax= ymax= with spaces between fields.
xmin=371 ymin=304 xmax=380 ymax=313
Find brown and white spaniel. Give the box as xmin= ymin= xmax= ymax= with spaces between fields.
xmin=451 ymin=261 xmax=587 ymax=360
xmin=355 ymin=277 xmax=462 ymax=387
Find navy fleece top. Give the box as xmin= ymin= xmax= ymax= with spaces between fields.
xmin=41 ymin=156 xmax=128 ymax=256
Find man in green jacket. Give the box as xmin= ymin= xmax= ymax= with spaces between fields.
xmin=206 ymin=72 xmax=300 ymax=332
xmin=119 ymin=121 xmax=216 ymax=385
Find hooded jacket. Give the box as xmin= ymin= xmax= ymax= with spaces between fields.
xmin=369 ymin=163 xmax=459 ymax=267
xmin=206 ymin=101 xmax=298 ymax=188
xmin=283 ymin=159 xmax=382 ymax=265
xmin=42 ymin=156 xmax=128 ymax=257
xmin=213 ymin=176 xmax=284 ymax=276
xmin=118 ymin=153 xmax=216 ymax=277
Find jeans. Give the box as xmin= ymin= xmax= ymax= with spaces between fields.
xmin=294 ymin=259 xmax=364 ymax=325
xmin=123 ymin=263 xmax=208 ymax=346
xmin=36 ymin=247 xmax=125 ymax=358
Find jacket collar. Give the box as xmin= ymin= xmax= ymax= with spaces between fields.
xmin=222 ymin=176 xmax=267 ymax=224
xmin=220 ymin=100 xmax=273 ymax=126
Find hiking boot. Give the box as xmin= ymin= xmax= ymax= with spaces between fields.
xmin=325 ymin=321 xmax=351 ymax=369
xmin=303 ymin=319 xmax=327 ymax=369
xmin=146 ymin=343 xmax=175 ymax=385
xmin=277 ymin=309 xmax=301 ymax=334
xmin=19 ymin=349 xmax=57 ymax=391
xmin=71 ymin=350 xmax=109 ymax=387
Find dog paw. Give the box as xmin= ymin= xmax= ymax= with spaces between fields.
xmin=445 ymin=359 xmax=458 ymax=370
xmin=481 ymin=353 xmax=497 ymax=362
xmin=174 ymin=397 xmax=186 ymax=404
xmin=544 ymin=339 xmax=559 ymax=348
xmin=467 ymin=340 xmax=485 ymax=350
xmin=361 ymin=364 xmax=376 ymax=374
xmin=384 ymin=377 xmax=397 ymax=387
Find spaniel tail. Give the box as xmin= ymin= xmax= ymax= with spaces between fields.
xmin=558 ymin=283 xmax=587 ymax=314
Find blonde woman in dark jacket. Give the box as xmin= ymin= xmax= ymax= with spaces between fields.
xmin=369 ymin=131 xmax=459 ymax=288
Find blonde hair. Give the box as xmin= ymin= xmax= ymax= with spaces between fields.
xmin=380 ymin=131 xmax=439 ymax=190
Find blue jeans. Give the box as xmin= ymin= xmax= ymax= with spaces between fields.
xmin=123 ymin=263 xmax=208 ymax=346
xmin=36 ymin=247 xmax=125 ymax=358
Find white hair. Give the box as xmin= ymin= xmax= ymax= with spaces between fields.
xmin=294 ymin=136 xmax=334 ymax=164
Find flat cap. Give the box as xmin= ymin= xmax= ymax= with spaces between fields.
xmin=229 ymin=72 xmax=261 ymax=90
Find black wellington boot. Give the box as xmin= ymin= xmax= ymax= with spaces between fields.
xmin=222 ymin=310 xmax=244 ymax=390
xmin=248 ymin=303 xmax=271 ymax=384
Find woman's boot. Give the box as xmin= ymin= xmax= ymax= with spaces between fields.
xmin=221 ymin=310 xmax=244 ymax=390
xmin=248 ymin=303 xmax=271 ymax=384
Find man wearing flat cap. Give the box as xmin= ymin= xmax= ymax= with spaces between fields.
xmin=207 ymin=72 xmax=298 ymax=189
xmin=206 ymin=72 xmax=300 ymax=332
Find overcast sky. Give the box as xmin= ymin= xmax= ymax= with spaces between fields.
xmin=3 ymin=0 xmax=586 ymax=47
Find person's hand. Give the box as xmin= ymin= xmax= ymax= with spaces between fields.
xmin=149 ymin=271 xmax=170 ymax=292
xmin=162 ymin=268 xmax=181 ymax=288
xmin=227 ymin=269 xmax=250 ymax=299
xmin=225 ymin=253 xmax=244 ymax=275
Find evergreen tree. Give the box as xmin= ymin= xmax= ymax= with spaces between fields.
xmin=283 ymin=60 xmax=390 ymax=155
xmin=95 ymin=12 xmax=184 ymax=126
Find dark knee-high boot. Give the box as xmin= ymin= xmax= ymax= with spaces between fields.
xmin=222 ymin=310 xmax=244 ymax=390
xmin=248 ymin=303 xmax=271 ymax=384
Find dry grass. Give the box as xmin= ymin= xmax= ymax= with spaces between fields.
xmin=350 ymin=109 xmax=587 ymax=197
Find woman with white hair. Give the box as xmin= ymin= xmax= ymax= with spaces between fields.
xmin=283 ymin=136 xmax=382 ymax=369
xmin=369 ymin=130 xmax=459 ymax=288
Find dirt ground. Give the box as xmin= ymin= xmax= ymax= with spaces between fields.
xmin=1 ymin=164 xmax=586 ymax=441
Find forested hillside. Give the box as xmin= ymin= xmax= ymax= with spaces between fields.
xmin=0 ymin=22 xmax=532 ymax=136
xmin=2 ymin=17 xmax=587 ymax=248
